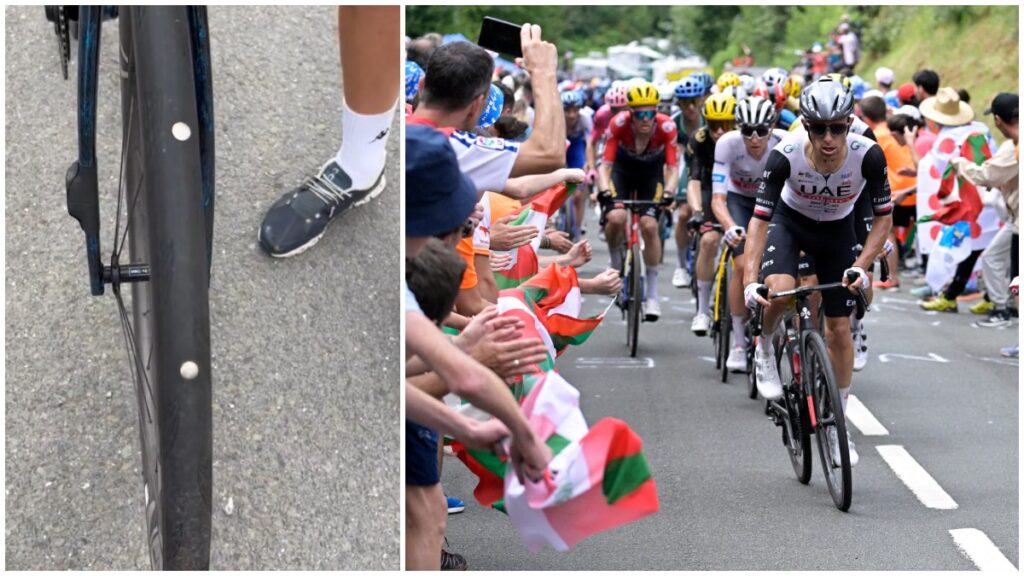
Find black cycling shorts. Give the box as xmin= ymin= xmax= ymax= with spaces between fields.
xmin=760 ymin=203 xmax=859 ymax=318
xmin=405 ymin=420 xmax=440 ymax=486
xmin=893 ymin=203 xmax=916 ymax=228
xmin=726 ymin=194 xmax=755 ymax=257
xmin=601 ymin=168 xmax=663 ymax=225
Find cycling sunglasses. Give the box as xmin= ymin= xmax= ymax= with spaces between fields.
xmin=707 ymin=120 xmax=735 ymax=132
xmin=806 ymin=122 xmax=850 ymax=137
xmin=740 ymin=125 xmax=771 ymax=139
xmin=632 ymin=110 xmax=657 ymax=121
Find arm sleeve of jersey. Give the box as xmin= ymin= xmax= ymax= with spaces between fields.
xmin=862 ymin=124 xmax=877 ymax=142
xmin=862 ymin=144 xmax=893 ymax=215
xmin=711 ymin=139 xmax=730 ymax=195
xmin=582 ymin=114 xmax=593 ymax=139
xmin=601 ymin=121 xmax=620 ymax=164
xmin=687 ymin=139 xmax=701 ymax=182
xmin=664 ymin=123 xmax=679 ymax=167
xmin=450 ymin=131 xmax=519 ymax=195
xmin=753 ymin=150 xmax=790 ymax=221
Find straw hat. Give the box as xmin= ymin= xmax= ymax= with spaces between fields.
xmin=919 ymin=87 xmax=974 ymax=126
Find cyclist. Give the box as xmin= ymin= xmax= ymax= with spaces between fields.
xmin=744 ymin=76 xmax=893 ymax=466
xmin=710 ymin=96 xmax=787 ymax=371
xmin=717 ymin=71 xmax=742 ymax=95
xmin=754 ymin=80 xmax=797 ymax=131
xmin=591 ymin=81 xmax=629 ymax=161
xmin=688 ymin=92 xmax=737 ymax=335
xmin=671 ymin=74 xmax=706 ymax=288
xmin=792 ymin=74 xmax=881 ymax=370
xmin=598 ymin=81 xmax=680 ymax=321
xmin=657 ymin=82 xmax=678 ymax=117
xmin=563 ymin=89 xmax=595 ymax=239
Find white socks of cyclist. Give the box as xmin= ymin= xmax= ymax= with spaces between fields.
xmin=732 ymin=315 xmax=747 ymax=349
xmin=646 ymin=268 xmax=659 ymax=300
xmin=697 ymin=280 xmax=712 ymax=316
xmin=335 ymin=97 xmax=397 ymax=190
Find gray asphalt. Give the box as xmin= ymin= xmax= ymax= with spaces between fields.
xmin=6 ymin=6 xmax=399 ymax=570
xmin=443 ymin=208 xmax=1018 ymax=570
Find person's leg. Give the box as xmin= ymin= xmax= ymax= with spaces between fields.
xmin=604 ymin=208 xmax=627 ymax=271
xmin=337 ymin=6 xmax=400 ymax=188
xmin=640 ymin=214 xmax=661 ymax=301
xmin=696 ymin=229 xmax=720 ymax=316
xmin=405 ymin=484 xmax=446 ymax=570
xmin=981 ymin=225 xmax=1013 ymax=309
xmin=675 ymin=203 xmax=692 ymax=267
xmin=943 ymin=249 xmax=984 ymax=299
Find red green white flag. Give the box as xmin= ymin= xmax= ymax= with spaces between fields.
xmin=491 ymin=183 xmax=574 ymax=289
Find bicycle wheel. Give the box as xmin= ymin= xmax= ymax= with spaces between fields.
xmin=806 ymin=331 xmax=852 ymax=511
xmin=119 ymin=7 xmax=213 ymax=568
xmin=626 ymin=241 xmax=642 ymax=357
xmin=778 ymin=336 xmax=812 ymax=483
xmin=717 ymin=259 xmax=730 ymax=382
xmin=689 ymin=236 xmax=699 ymax=314
xmin=746 ymin=318 xmax=758 ymax=398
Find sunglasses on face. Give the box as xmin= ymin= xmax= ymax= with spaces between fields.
xmin=806 ymin=122 xmax=849 ymax=137
xmin=632 ymin=110 xmax=657 ymax=121
xmin=740 ymin=125 xmax=771 ymax=139
xmin=708 ymin=120 xmax=734 ymax=132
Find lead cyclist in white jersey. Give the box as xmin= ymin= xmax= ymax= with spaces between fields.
xmin=743 ymin=77 xmax=893 ymax=466
xmin=710 ymin=96 xmax=788 ymax=371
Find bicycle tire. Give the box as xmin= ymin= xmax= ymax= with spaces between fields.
xmin=121 ymin=7 xmax=213 ymax=568
xmin=806 ymin=331 xmax=852 ymax=511
xmin=717 ymin=257 xmax=730 ymax=383
xmin=778 ymin=336 xmax=812 ymax=483
xmin=627 ymin=241 xmax=642 ymax=357
xmin=745 ymin=320 xmax=758 ymax=399
xmin=689 ymin=236 xmax=699 ymax=314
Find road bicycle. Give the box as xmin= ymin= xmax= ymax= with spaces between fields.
xmin=751 ymin=271 xmax=869 ymax=512
xmin=614 ymin=199 xmax=659 ymax=358
xmin=49 ymin=5 xmax=215 ymax=569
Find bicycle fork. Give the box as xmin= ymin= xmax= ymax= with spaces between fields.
xmin=62 ymin=6 xmax=148 ymax=295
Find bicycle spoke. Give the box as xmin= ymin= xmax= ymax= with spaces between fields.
xmin=114 ymin=289 xmax=154 ymax=425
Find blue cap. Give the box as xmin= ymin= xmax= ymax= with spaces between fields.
xmin=477 ymin=84 xmax=505 ymax=128
xmin=405 ymin=124 xmax=477 ymax=237
xmin=405 ymin=61 xmax=424 ymax=100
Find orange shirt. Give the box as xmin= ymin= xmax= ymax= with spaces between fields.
xmin=473 ymin=192 xmax=523 ymax=256
xmin=874 ymin=124 xmax=917 ymax=206
xmin=456 ymin=237 xmax=478 ymax=290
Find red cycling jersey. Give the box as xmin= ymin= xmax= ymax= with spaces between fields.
xmin=601 ymin=110 xmax=679 ymax=167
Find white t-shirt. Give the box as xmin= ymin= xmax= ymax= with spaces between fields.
xmin=839 ymin=32 xmax=859 ymax=66
xmin=449 ymin=131 xmax=521 ymax=195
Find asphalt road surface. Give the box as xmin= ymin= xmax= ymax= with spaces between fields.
xmin=6 ymin=7 xmax=399 ymax=569
xmin=443 ymin=207 xmax=1018 ymax=570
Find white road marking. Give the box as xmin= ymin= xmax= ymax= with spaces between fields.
xmin=881 ymin=296 xmax=918 ymax=305
xmin=876 ymin=445 xmax=958 ymax=509
xmin=949 ymin=528 xmax=1017 ymax=572
xmin=931 ymin=321 xmax=941 ymax=326
xmin=965 ymin=353 xmax=1019 ymax=367
xmin=877 ymin=352 xmax=950 ymax=364
xmin=699 ymin=356 xmax=715 ymax=364
xmin=575 ymin=357 xmax=655 ymax=369
xmin=846 ymin=395 xmax=889 ymax=436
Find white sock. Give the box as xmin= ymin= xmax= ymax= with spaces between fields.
xmin=697 ymin=280 xmax=712 ymax=316
xmin=840 ymin=387 xmax=850 ymax=413
xmin=335 ymin=98 xmax=397 ymax=189
xmin=756 ymin=334 xmax=773 ymax=356
xmin=646 ymin=268 xmax=659 ymax=300
xmin=731 ymin=315 xmax=747 ymax=348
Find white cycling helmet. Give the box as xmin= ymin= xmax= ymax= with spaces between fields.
xmin=658 ymin=83 xmax=676 ymax=103
xmin=736 ymin=96 xmax=777 ymax=126
xmin=739 ymin=74 xmax=756 ymax=95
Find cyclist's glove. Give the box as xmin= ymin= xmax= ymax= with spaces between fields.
xmin=724 ymin=225 xmax=745 ymax=244
xmin=744 ymin=282 xmax=768 ymax=310
xmin=686 ymin=212 xmax=704 ymax=231
xmin=597 ymin=189 xmax=613 ymax=205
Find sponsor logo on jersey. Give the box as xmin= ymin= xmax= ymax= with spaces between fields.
xmin=712 ymin=173 xmax=726 ymax=183
xmin=851 ymin=141 xmax=862 ymax=150
xmin=767 ymin=245 xmax=776 ymax=252
xmin=662 ymin=121 xmax=675 ymax=133
xmin=797 ymin=183 xmax=854 ymax=198
xmin=614 ymin=115 xmax=627 ymax=127
xmin=761 ymin=259 xmax=774 ymax=269
xmin=474 ymin=137 xmax=508 ymax=151
xmin=783 ymin=144 xmax=796 ymax=153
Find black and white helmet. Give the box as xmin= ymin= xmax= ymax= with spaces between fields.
xmin=736 ymin=96 xmax=777 ymax=126
xmin=799 ymin=76 xmax=854 ymax=122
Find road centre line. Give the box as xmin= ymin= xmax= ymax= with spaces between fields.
xmin=876 ymin=445 xmax=958 ymax=509
xmin=845 ymin=395 xmax=889 ymax=436
xmin=949 ymin=528 xmax=1017 ymax=572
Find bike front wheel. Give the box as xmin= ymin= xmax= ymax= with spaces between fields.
xmin=120 ymin=6 xmax=214 ymax=568
xmin=626 ymin=241 xmax=642 ymax=357
xmin=716 ymin=260 xmax=731 ymax=382
xmin=806 ymin=331 xmax=852 ymax=511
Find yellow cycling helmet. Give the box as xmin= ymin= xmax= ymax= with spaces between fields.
xmin=717 ymin=71 xmax=741 ymax=91
xmin=783 ymin=75 xmax=804 ymax=100
xmin=626 ymin=82 xmax=660 ymax=107
xmin=824 ymin=72 xmax=852 ymax=90
xmin=703 ymin=92 xmax=737 ymax=121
